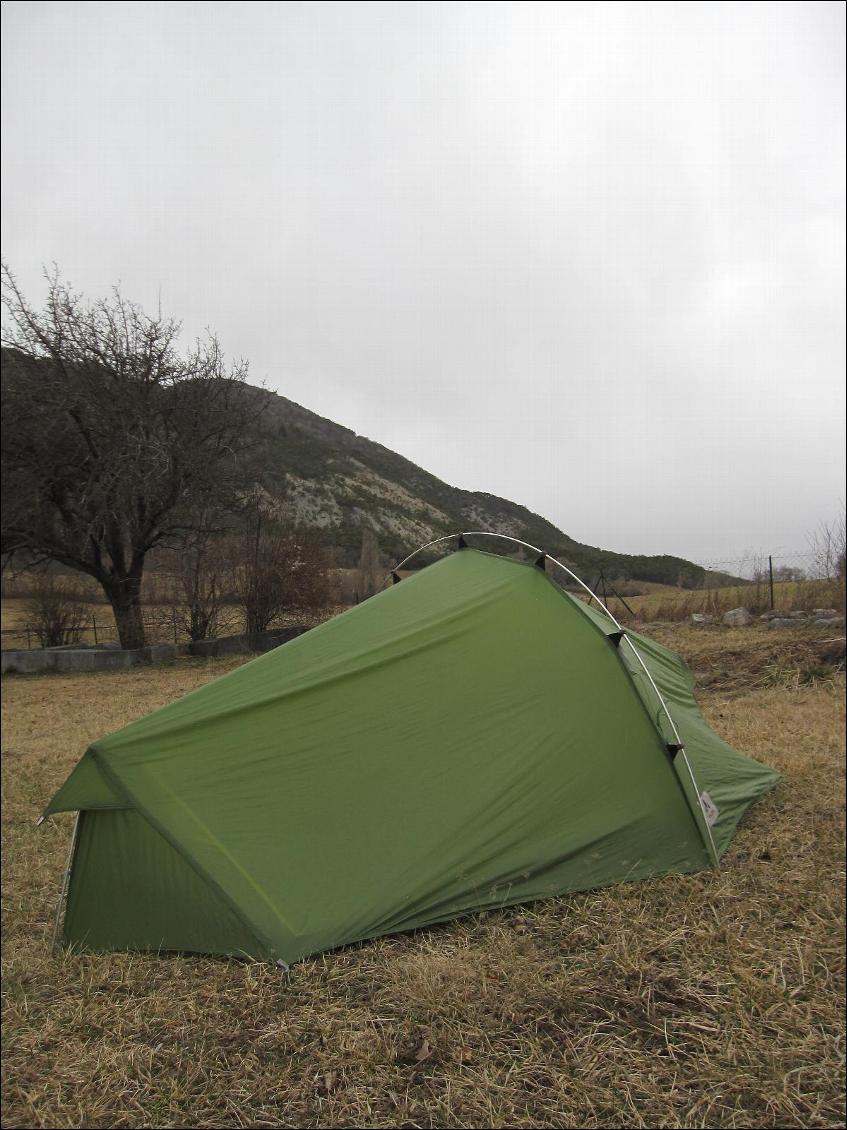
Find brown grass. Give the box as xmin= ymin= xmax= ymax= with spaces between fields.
xmin=644 ymin=623 xmax=846 ymax=696
xmin=612 ymin=578 xmax=845 ymax=623
xmin=1 ymin=631 xmax=845 ymax=1128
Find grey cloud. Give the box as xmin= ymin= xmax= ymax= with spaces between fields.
xmin=2 ymin=1 xmax=844 ymax=561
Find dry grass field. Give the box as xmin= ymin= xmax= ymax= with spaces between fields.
xmin=3 ymin=570 xmax=842 ymax=647
xmin=0 ymin=598 xmax=344 ymax=651
xmin=611 ymin=578 xmax=844 ymax=624
xmin=1 ymin=625 xmax=845 ymax=1129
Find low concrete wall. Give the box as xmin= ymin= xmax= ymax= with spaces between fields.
xmin=1 ymin=627 xmax=312 ymax=675
xmin=188 ymin=627 xmax=310 ymax=658
xmin=0 ymin=643 xmax=186 ymax=676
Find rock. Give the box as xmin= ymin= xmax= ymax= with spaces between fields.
xmin=689 ymin=613 xmax=712 ymax=625
xmin=813 ymin=615 xmax=845 ymax=628
xmin=788 ymin=610 xmax=808 ymax=619
xmin=768 ymin=617 xmax=803 ymax=629
xmin=812 ymin=608 xmax=840 ymax=619
xmin=820 ymin=641 xmax=847 ymax=664
xmin=723 ymin=607 xmax=752 ymax=627
xmin=760 ymin=609 xmax=784 ymax=620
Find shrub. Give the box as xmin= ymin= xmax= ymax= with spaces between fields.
xmin=23 ymin=574 xmax=90 ymax=648
xmin=230 ymin=525 xmax=336 ymax=634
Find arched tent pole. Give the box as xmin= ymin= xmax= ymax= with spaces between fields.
xmin=386 ymin=530 xmax=720 ymax=865
xmin=388 ymin=531 xmax=611 ymax=615
xmin=389 ymin=533 xmax=469 ymax=575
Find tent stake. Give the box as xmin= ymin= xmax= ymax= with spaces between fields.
xmin=50 ymin=813 xmax=80 ymax=956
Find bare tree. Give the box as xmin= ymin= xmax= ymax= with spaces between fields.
xmin=809 ymin=509 xmax=846 ymax=611
xmin=809 ymin=510 xmax=846 ymax=581
xmin=772 ymin=564 xmax=806 ymax=583
xmin=173 ymin=525 xmax=233 ymax=642
xmin=355 ymin=526 xmax=383 ymax=602
xmin=1 ymin=265 xmax=261 ymax=648
xmin=229 ymin=501 xmax=335 ymax=634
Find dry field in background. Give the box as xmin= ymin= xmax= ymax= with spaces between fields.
xmin=0 ymin=598 xmax=344 ymax=651
xmin=613 ymin=578 xmax=844 ymax=623
xmin=3 ymin=571 xmax=843 ymax=647
xmin=1 ymin=626 xmax=845 ymax=1129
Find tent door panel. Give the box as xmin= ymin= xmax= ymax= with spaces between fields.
xmin=63 ymin=809 xmax=266 ymax=958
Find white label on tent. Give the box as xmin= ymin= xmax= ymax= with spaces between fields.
xmin=699 ymin=790 xmax=719 ymax=827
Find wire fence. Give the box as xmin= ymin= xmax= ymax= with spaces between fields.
xmin=547 ymin=548 xmax=844 ymax=624
xmin=0 ymin=611 xmax=183 ymax=651
xmin=596 ymin=549 xmax=845 ymax=623
xmin=2 ymin=548 xmax=844 ymax=647
xmin=695 ymin=551 xmax=822 ymax=584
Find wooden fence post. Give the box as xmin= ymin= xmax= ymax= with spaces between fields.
xmin=768 ymin=556 xmax=775 ymax=610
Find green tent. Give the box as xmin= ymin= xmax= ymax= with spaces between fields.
xmin=45 ymin=544 xmax=779 ymax=966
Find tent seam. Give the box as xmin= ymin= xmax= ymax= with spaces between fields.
xmin=485 ymin=552 xmax=720 ymax=867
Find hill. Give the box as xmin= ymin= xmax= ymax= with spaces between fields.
xmin=251 ymin=386 xmax=724 ymax=586
xmin=0 ymin=345 xmax=726 ymax=586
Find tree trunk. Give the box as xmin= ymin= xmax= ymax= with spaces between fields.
xmin=104 ymin=573 xmax=146 ymax=650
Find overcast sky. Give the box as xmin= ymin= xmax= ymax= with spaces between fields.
xmin=2 ymin=1 xmax=844 ymax=563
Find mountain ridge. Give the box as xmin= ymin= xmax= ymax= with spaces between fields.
xmin=252 ymin=386 xmax=719 ymax=586
xmin=0 ymin=344 xmax=723 ymax=587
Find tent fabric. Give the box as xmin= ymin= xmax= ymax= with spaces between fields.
xmin=46 ymin=548 xmax=779 ymax=964
xmin=618 ymin=628 xmax=781 ymax=858
xmin=65 ymin=809 xmax=262 ymax=957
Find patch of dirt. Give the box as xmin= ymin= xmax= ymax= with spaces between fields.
xmin=646 ymin=625 xmax=846 ymax=696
